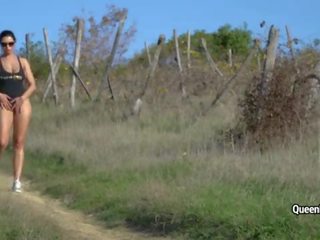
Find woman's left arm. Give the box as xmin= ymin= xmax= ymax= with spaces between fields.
xmin=20 ymin=57 xmax=36 ymax=100
xmin=11 ymin=58 xmax=37 ymax=113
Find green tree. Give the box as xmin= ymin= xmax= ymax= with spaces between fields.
xmin=19 ymin=40 xmax=50 ymax=81
xmin=211 ymin=24 xmax=252 ymax=58
xmin=132 ymin=24 xmax=252 ymax=66
xmin=186 ymin=24 xmax=252 ymax=60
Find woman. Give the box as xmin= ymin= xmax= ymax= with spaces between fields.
xmin=0 ymin=30 xmax=36 ymax=192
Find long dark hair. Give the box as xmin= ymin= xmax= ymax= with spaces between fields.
xmin=0 ymin=30 xmax=16 ymax=42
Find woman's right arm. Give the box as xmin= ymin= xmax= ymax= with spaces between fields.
xmin=0 ymin=92 xmax=12 ymax=110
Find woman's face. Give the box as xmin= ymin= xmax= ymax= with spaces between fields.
xmin=1 ymin=36 xmax=15 ymax=55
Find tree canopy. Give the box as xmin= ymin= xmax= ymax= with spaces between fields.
xmin=132 ymin=24 xmax=253 ymax=66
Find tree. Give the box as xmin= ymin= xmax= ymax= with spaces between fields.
xmin=211 ymin=24 xmax=252 ymax=58
xmin=60 ymin=5 xmax=136 ymax=76
xmin=132 ymin=24 xmax=252 ymax=67
xmin=183 ymin=24 xmax=252 ymax=60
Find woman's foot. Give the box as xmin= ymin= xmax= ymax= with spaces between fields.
xmin=12 ymin=179 xmax=22 ymax=193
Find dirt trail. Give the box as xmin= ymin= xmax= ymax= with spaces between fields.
xmin=0 ymin=173 xmax=169 ymax=240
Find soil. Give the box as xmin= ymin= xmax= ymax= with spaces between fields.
xmin=0 ymin=173 xmax=170 ymax=240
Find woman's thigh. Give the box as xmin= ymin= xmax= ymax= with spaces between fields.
xmin=13 ymin=99 xmax=32 ymax=142
xmin=0 ymin=108 xmax=13 ymax=145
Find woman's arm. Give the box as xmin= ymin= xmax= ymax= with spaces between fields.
xmin=20 ymin=57 xmax=36 ymax=100
xmin=11 ymin=58 xmax=36 ymax=113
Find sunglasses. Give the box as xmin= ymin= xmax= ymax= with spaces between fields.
xmin=1 ymin=42 xmax=15 ymax=47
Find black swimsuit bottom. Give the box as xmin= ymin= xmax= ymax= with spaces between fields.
xmin=0 ymin=56 xmax=25 ymax=99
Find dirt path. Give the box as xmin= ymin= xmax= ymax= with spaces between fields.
xmin=0 ymin=173 xmax=169 ymax=240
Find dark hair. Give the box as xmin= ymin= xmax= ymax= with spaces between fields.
xmin=0 ymin=30 xmax=16 ymax=42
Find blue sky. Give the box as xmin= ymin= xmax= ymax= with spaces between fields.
xmin=0 ymin=0 xmax=319 ymax=57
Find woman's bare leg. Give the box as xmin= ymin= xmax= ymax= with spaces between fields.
xmin=12 ymin=99 xmax=31 ymax=181
xmin=0 ymin=108 xmax=13 ymax=156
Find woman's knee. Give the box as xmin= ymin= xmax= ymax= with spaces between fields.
xmin=13 ymin=138 xmax=25 ymax=150
xmin=0 ymin=139 xmax=9 ymax=151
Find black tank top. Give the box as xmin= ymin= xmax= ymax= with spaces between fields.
xmin=0 ymin=56 xmax=25 ymax=99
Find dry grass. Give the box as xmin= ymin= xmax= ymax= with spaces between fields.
xmin=17 ymin=46 xmax=320 ymax=239
xmin=0 ymin=194 xmax=68 ymax=240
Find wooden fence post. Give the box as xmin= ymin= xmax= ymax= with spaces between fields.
xmin=286 ymin=25 xmax=300 ymax=98
xmin=173 ymin=29 xmax=187 ymax=97
xmin=201 ymin=38 xmax=224 ymax=77
xmin=133 ymin=34 xmax=165 ymax=115
xmin=95 ymin=10 xmax=127 ymax=101
xmin=256 ymin=25 xmax=279 ymax=124
xmin=304 ymin=62 xmax=320 ymax=114
xmin=260 ymin=25 xmax=279 ymax=97
xmin=69 ymin=65 xmax=92 ymax=100
xmin=139 ymin=34 xmax=165 ymax=98
xmin=25 ymin=34 xmax=31 ymax=61
xmin=42 ymin=49 xmax=64 ymax=103
xmin=228 ymin=49 xmax=233 ymax=67
xmin=257 ymin=52 xmax=261 ymax=73
xmin=144 ymin=41 xmax=152 ymax=67
xmin=43 ymin=28 xmax=59 ymax=105
xmin=70 ymin=18 xmax=84 ymax=108
xmin=285 ymin=25 xmax=299 ymax=76
xmin=187 ymin=30 xmax=191 ymax=69
xmin=204 ymin=39 xmax=260 ymax=113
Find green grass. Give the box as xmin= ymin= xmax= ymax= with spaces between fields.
xmin=0 ymin=194 xmax=65 ymax=240
xmin=16 ymin=143 xmax=320 ymax=239
xmin=1 ymin=100 xmax=318 ymax=239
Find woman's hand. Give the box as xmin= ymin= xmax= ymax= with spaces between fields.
xmin=0 ymin=93 xmax=12 ymax=110
xmin=11 ymin=97 xmax=24 ymax=113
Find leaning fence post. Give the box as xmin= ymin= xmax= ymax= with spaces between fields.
xmin=69 ymin=65 xmax=92 ymax=100
xmin=204 ymin=39 xmax=260 ymax=113
xmin=144 ymin=41 xmax=152 ymax=67
xmin=139 ymin=34 xmax=165 ymax=98
xmin=285 ymin=25 xmax=300 ymax=80
xmin=201 ymin=38 xmax=224 ymax=77
xmin=257 ymin=52 xmax=262 ymax=73
xmin=173 ymin=29 xmax=187 ymax=97
xmin=260 ymin=25 xmax=279 ymax=97
xmin=43 ymin=28 xmax=59 ymax=105
xmin=257 ymin=26 xmax=279 ymax=124
xmin=70 ymin=18 xmax=84 ymax=108
xmin=42 ymin=49 xmax=64 ymax=103
xmin=286 ymin=25 xmax=299 ymax=68
xmin=95 ymin=10 xmax=127 ymax=101
xmin=133 ymin=34 xmax=165 ymax=115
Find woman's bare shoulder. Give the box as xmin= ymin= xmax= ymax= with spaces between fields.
xmin=19 ymin=57 xmax=31 ymax=67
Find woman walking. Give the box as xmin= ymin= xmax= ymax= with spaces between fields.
xmin=0 ymin=30 xmax=36 ymax=192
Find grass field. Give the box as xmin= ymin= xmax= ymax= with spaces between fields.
xmin=0 ymin=193 xmax=67 ymax=240
xmin=0 ymin=96 xmax=316 ymax=239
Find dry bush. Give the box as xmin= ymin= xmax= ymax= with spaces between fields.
xmin=239 ymin=56 xmax=319 ymax=148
